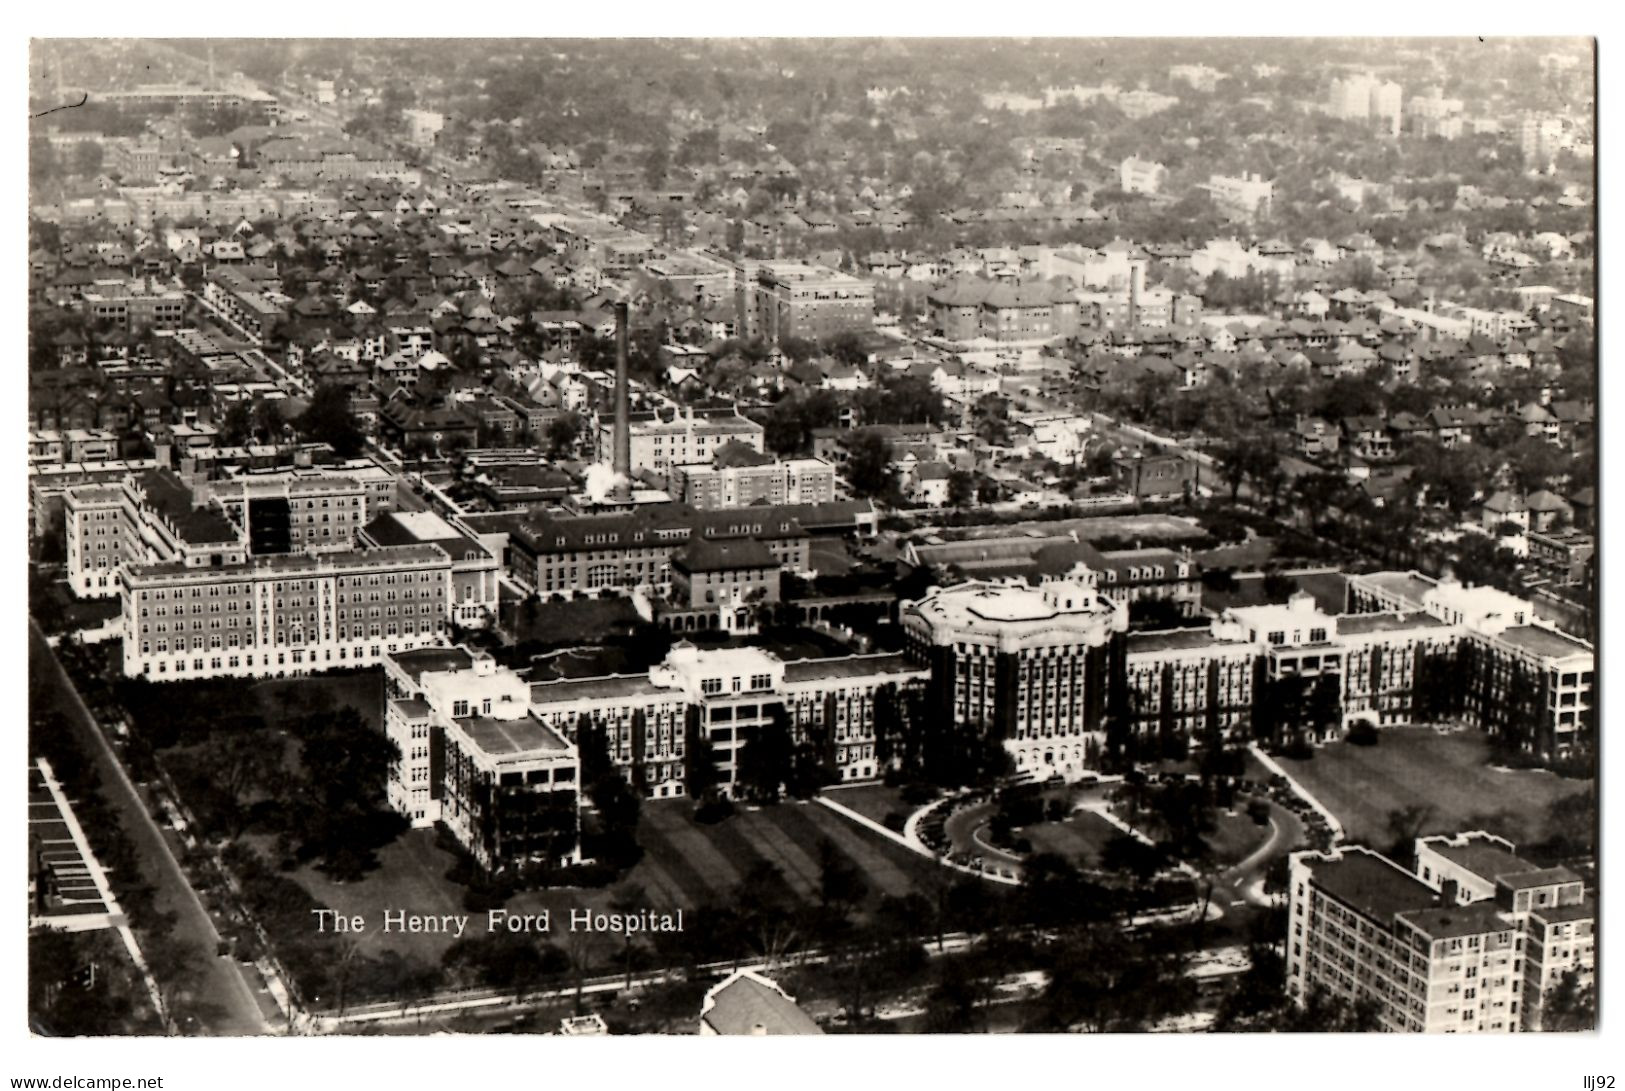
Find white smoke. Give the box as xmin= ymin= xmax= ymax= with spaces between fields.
xmin=584 ymin=463 xmax=630 ymax=503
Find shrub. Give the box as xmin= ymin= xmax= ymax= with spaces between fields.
xmin=693 ymin=797 xmax=735 ymax=825
xmin=1346 ymin=719 xmax=1380 ymax=747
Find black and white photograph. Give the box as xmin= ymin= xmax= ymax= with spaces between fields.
xmin=13 ymin=24 xmax=1607 ymax=1082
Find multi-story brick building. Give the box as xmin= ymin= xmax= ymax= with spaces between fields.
xmin=509 ymin=504 xmax=811 ymax=600
xmin=927 ymin=278 xmax=1080 ymax=343
xmin=1288 ymin=834 xmax=1593 ymax=1033
xmin=1346 ymin=572 xmax=1594 ymax=760
xmin=360 ymin=510 xmax=500 ymax=630
xmin=79 ymin=279 xmax=187 ymax=331
xmin=599 ymin=407 xmax=766 ymax=478
xmin=671 ymin=455 xmax=836 ymax=510
xmin=383 ymin=647 xmax=581 ymax=868
xmin=64 ymin=468 xmax=245 ymax=598
xmin=753 ymin=262 xmax=875 ymax=341
xmin=120 ymin=543 xmax=453 ymax=679
xmin=901 ymin=579 xmax=1127 ymax=781
xmin=520 ymin=643 xmax=927 ymax=799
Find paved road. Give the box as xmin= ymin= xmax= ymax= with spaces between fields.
xmin=1216 ymin=800 xmax=1304 ymax=909
xmin=30 ymin=620 xmax=273 ymax=1036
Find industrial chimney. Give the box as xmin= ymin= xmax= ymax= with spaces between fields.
xmin=612 ymin=300 xmax=632 ymax=503
xmin=1128 ymin=257 xmax=1146 ymax=330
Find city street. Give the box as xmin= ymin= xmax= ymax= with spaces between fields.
xmin=30 ymin=620 xmax=275 ymax=1036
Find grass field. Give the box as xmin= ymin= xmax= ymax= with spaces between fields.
xmin=1275 ymin=729 xmax=1592 ymax=850
xmin=293 ymin=798 xmax=949 ymax=965
xmin=1022 ymin=810 xmax=1122 ymax=869
xmin=1203 ymin=808 xmax=1271 ymax=867
xmin=252 ymin=670 xmax=384 ymax=731
xmin=823 ymin=783 xmax=913 ymax=827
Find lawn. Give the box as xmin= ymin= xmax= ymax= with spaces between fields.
xmin=1202 ymin=807 xmax=1271 ymax=867
xmin=1022 ymin=810 xmax=1122 ymax=869
xmin=822 ymin=783 xmax=913 ymax=827
xmin=1274 ymin=729 xmax=1593 ymax=850
xmin=502 ymin=597 xmax=644 ymax=646
xmin=253 ymin=670 xmax=385 ymax=731
xmin=289 ymin=797 xmax=950 ymax=966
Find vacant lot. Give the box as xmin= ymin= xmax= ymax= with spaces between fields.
xmin=292 ymin=798 xmax=948 ymax=965
xmin=1275 ymin=729 xmax=1592 ymax=850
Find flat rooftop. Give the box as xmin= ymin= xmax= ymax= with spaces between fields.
xmin=1353 ymin=571 xmax=1436 ymax=605
xmin=391 ymin=646 xmax=476 ymax=684
xmin=1496 ymin=625 xmax=1591 ymax=660
xmin=1126 ymin=628 xmax=1243 ymax=654
xmin=1338 ymin=611 xmax=1449 ymax=636
xmin=456 ymin=713 xmax=572 ymax=758
xmin=1531 ymin=898 xmax=1595 ymax=925
xmin=1497 ymin=866 xmax=1583 ymax=891
xmin=532 ymin=673 xmax=667 ymax=705
xmin=782 ymin=653 xmax=920 ymax=684
xmin=1423 ymin=835 xmax=1536 ymax=885
xmin=1397 ymin=901 xmax=1512 ymax=941
xmin=1308 ymin=849 xmax=1438 ymax=923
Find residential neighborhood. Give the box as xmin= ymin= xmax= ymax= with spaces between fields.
xmin=26 ymin=35 xmax=1596 ymax=1053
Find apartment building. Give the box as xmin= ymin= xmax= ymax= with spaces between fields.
xmin=1119 ymin=156 xmax=1169 ymax=195
xmin=753 ymin=262 xmax=875 ymax=341
xmin=1346 ymin=572 xmax=1593 ymax=760
xmin=509 ymin=503 xmax=812 ymax=600
xmin=1204 ymin=173 xmax=1275 ymax=222
xmin=927 ymin=279 xmax=1080 ymax=343
xmin=80 ymin=279 xmax=187 ymax=331
xmin=671 ymin=455 xmax=836 ymax=510
xmin=202 ymin=267 xmax=287 ymax=346
xmin=1288 ymin=835 xmax=1593 ymax=1033
xmin=598 ymin=407 xmax=766 ymax=478
xmin=383 ymin=647 xmax=581 ymax=869
xmin=120 ymin=543 xmax=453 ymax=679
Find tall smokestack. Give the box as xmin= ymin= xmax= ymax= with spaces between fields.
xmin=1128 ymin=258 xmax=1145 ymax=329
xmin=612 ymin=300 xmax=631 ymax=502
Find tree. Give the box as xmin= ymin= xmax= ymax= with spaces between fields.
xmin=294 ymin=384 xmax=364 ymax=458
xmin=735 ymin=709 xmax=793 ymax=803
xmin=972 ymin=392 xmax=1012 ymax=447
xmin=544 ymin=411 xmax=583 ymax=458
xmin=946 ymin=468 xmax=976 ymax=510
xmin=683 ymin=711 xmax=720 ymax=803
xmin=843 ymin=428 xmax=897 ymax=499
xmin=1541 ymin=968 xmax=1595 ymax=1031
